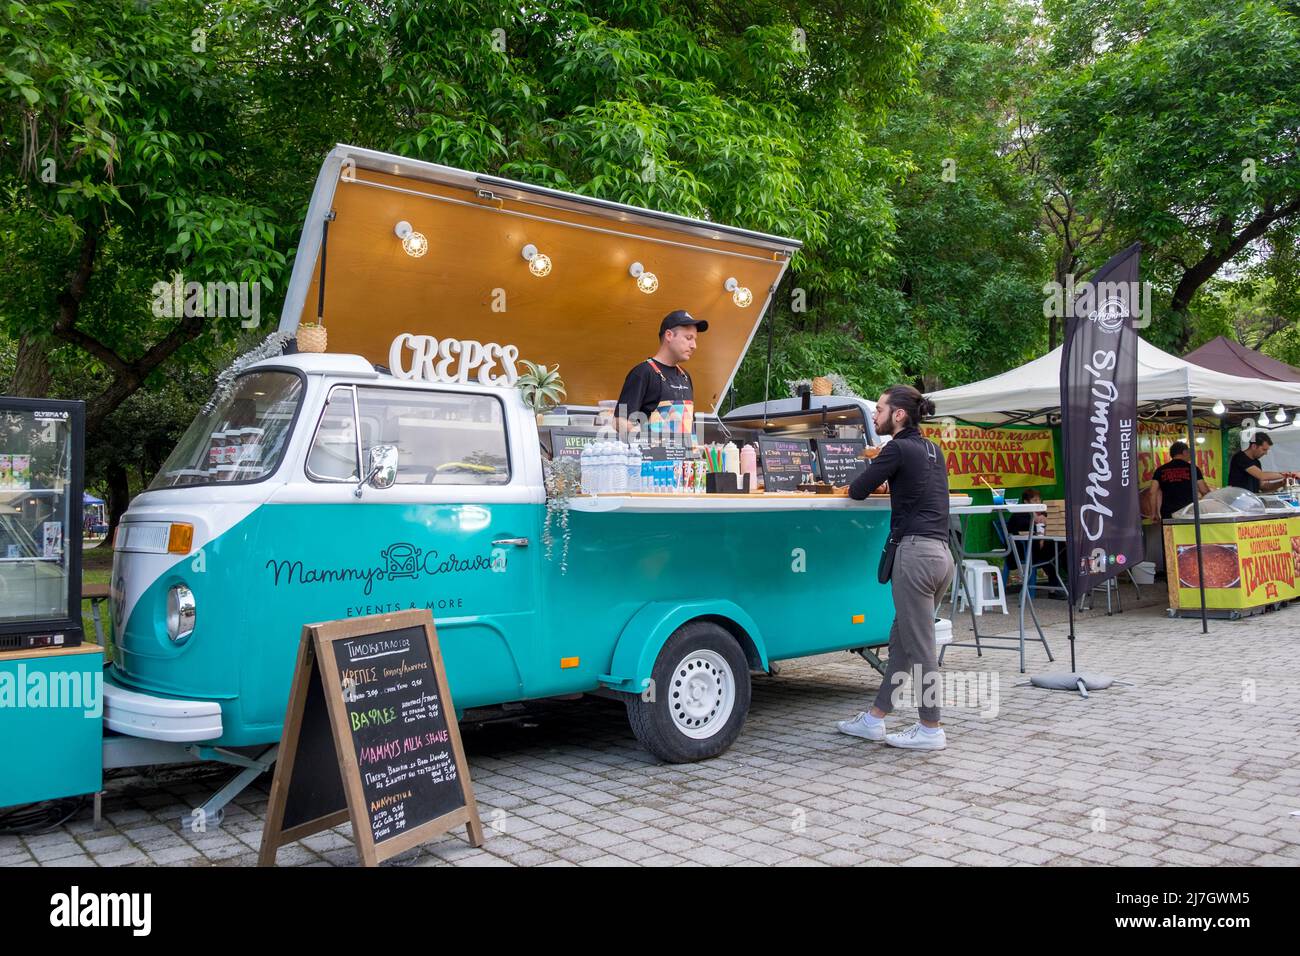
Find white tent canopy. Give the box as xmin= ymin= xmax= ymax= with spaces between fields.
xmin=927 ymin=338 xmax=1300 ymax=425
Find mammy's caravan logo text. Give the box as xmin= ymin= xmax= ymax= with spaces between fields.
xmin=50 ymin=886 xmax=151 ymax=936
xmin=265 ymin=543 xmax=496 ymax=596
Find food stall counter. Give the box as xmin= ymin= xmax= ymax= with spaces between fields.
xmin=1163 ymin=486 xmax=1300 ymax=617
xmin=570 ymin=493 xmax=972 ymax=514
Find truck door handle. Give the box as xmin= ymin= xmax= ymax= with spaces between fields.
xmin=492 ymin=537 xmax=530 ymax=547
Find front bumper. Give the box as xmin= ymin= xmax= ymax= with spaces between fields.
xmin=103 ymin=672 xmax=223 ymax=742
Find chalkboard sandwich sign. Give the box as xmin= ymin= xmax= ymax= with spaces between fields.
xmin=814 ymin=438 xmax=869 ymax=488
xmin=758 ymin=437 xmax=816 ymax=492
xmin=259 ymin=609 xmax=485 ymax=867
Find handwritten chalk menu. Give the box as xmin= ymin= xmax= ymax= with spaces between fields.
xmin=259 ymin=610 xmax=484 ymax=867
xmin=759 ymin=437 xmax=816 ymax=492
xmin=816 ymin=438 xmax=868 ymax=487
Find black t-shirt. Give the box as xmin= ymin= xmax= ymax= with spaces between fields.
xmin=1228 ymin=449 xmax=1260 ymax=494
xmin=617 ymin=359 xmax=693 ymax=419
xmin=847 ymin=428 xmax=951 ymax=541
xmin=1007 ymin=511 xmax=1034 ymax=535
xmin=1152 ymin=459 xmax=1204 ymax=518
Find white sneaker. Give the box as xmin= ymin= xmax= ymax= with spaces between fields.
xmin=885 ymin=723 xmax=946 ymax=750
xmin=836 ymin=712 xmax=886 ymax=741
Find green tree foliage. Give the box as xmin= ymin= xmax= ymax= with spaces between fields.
xmin=1037 ymin=0 xmax=1300 ymax=351
xmin=0 ymin=0 xmax=289 ymax=404
xmin=2 ymin=0 xmax=1299 ymax=521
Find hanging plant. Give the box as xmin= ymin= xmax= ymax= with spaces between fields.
xmin=517 ymin=360 xmax=567 ymax=414
xmin=542 ymin=456 xmax=581 ymax=574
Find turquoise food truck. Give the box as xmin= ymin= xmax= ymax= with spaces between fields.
xmin=92 ymin=146 xmax=952 ymax=821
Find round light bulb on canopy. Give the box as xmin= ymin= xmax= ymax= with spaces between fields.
xmin=724 ymin=277 xmax=753 ymax=308
xmin=1258 ymin=410 xmax=1271 ymax=427
xmin=1212 ymin=399 xmax=1226 ymax=415
xmin=394 ymin=220 xmax=427 ymax=258
xmin=1277 ymin=407 xmax=1288 ymax=423
xmin=629 ymin=261 xmax=658 ymax=294
xmin=521 ymin=243 xmax=551 ymax=277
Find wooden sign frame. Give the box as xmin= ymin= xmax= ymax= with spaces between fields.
xmin=814 ymin=437 xmax=868 ymax=487
xmin=259 ymin=609 xmax=484 ymax=867
xmin=758 ymin=436 xmax=816 ymax=492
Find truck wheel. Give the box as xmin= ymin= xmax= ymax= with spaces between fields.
xmin=625 ymin=621 xmax=751 ymax=763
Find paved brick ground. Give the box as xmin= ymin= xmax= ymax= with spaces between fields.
xmin=3 ymin=595 xmax=1299 ymax=867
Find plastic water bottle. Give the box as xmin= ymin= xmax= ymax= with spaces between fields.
xmin=627 ymin=444 xmax=642 ymax=493
xmin=580 ymin=442 xmax=594 ymax=494
xmin=594 ymin=442 xmax=610 ymax=494
xmin=611 ymin=442 xmax=628 ymax=493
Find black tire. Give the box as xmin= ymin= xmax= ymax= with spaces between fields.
xmin=625 ymin=621 xmax=752 ymax=763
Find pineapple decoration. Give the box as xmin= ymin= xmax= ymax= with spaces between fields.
xmin=296 ymin=321 xmax=327 ymax=353
xmin=516 ymin=360 xmax=567 ymax=421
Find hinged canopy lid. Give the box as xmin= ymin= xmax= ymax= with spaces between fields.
xmin=279 ymin=145 xmax=800 ymax=412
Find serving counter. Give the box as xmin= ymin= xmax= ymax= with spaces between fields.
xmin=1163 ymin=507 xmax=1300 ymax=618
xmin=569 ymin=493 xmax=971 ymax=513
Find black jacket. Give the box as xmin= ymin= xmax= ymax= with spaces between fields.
xmin=848 ymin=427 xmax=951 ymax=541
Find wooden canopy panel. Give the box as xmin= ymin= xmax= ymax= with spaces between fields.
xmin=295 ymin=168 xmax=791 ymax=411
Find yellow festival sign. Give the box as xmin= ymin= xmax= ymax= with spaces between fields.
xmin=1137 ymin=422 xmax=1222 ymax=489
xmin=920 ymin=424 xmax=1056 ymax=489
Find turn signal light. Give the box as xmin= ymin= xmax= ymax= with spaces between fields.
xmin=167 ymin=523 xmax=194 ymax=554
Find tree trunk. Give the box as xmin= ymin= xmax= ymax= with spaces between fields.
xmin=11 ymin=335 xmax=53 ymax=396
xmin=1169 ymin=198 xmax=1300 ymax=350
xmin=1049 ymin=246 xmax=1077 ymax=352
xmin=104 ymin=461 xmax=131 ymax=549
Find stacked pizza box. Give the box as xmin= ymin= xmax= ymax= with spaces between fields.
xmin=1042 ymin=499 xmax=1068 ymax=537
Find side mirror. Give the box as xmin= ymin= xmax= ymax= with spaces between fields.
xmin=355 ymin=444 xmax=398 ymax=497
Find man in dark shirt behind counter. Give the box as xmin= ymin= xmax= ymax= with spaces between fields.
xmin=837 ymin=386 xmax=954 ymax=751
xmin=1150 ymin=441 xmax=1211 ymax=520
xmin=1228 ymin=431 xmax=1297 ymax=494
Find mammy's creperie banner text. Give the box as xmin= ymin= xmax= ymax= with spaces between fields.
xmin=1060 ymin=242 xmax=1145 ymax=600
xmin=919 ymin=423 xmax=1056 ymax=489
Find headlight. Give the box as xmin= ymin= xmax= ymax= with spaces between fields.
xmin=166 ymin=585 xmax=196 ymax=643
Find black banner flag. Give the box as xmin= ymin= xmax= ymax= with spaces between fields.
xmin=1060 ymin=243 xmax=1145 ymax=603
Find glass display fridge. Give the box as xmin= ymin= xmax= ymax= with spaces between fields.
xmin=0 ymin=397 xmax=84 ymax=650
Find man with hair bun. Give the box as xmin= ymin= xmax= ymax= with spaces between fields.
xmin=837 ymin=385 xmax=955 ymax=751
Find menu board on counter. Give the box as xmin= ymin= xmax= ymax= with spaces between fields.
xmin=815 ymin=438 xmax=869 ymax=487
xmin=259 ymin=609 xmax=483 ymax=867
xmin=759 ymin=437 xmax=816 ymax=492
xmin=546 ymin=427 xmax=600 ymax=461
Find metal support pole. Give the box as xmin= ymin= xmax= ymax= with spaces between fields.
xmin=1186 ymin=397 xmax=1209 ymax=634
xmin=316 ymin=211 xmax=336 ymax=323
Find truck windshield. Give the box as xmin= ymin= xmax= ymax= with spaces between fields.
xmin=149 ymin=370 xmax=303 ymax=489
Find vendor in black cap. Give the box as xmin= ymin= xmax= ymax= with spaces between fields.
xmin=615 ymin=309 xmax=708 ymax=438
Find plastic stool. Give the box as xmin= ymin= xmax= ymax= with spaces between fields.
xmin=961 ymin=562 xmax=1008 ymax=616
xmin=954 ymin=559 xmax=989 ymax=612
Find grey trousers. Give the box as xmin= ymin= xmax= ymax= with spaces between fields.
xmin=873 ymin=534 xmax=955 ymax=723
